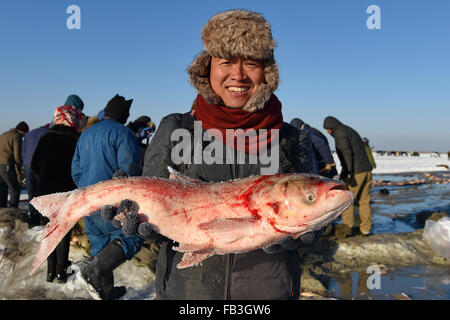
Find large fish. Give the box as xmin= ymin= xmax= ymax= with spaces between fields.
xmin=29 ymin=169 xmax=353 ymax=275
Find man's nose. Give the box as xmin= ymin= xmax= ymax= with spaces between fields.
xmin=229 ymin=62 xmax=246 ymax=80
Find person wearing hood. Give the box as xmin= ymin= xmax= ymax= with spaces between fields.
xmin=290 ymin=118 xmax=338 ymax=179
xmin=0 ymin=121 xmax=29 ymax=208
xmin=71 ymin=94 xmax=143 ymax=300
xmin=98 ymin=9 xmax=319 ymax=300
xmin=323 ymin=116 xmax=373 ymax=236
xmin=64 ymin=94 xmax=84 ymax=111
xmin=32 ymin=106 xmax=81 ymax=283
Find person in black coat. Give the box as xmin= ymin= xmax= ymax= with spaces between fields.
xmin=323 ymin=116 xmax=373 ymax=236
xmin=31 ymin=106 xmax=82 ymax=283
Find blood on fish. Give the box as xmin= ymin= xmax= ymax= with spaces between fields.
xmin=238 ymin=175 xmax=272 ymax=218
xmin=266 ymin=202 xmax=280 ymax=215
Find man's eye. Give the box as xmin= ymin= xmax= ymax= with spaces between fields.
xmin=245 ymin=61 xmax=261 ymax=68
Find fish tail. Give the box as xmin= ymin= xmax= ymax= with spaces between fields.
xmin=29 ymin=191 xmax=77 ymax=276
xmin=30 ymin=191 xmax=72 ymax=218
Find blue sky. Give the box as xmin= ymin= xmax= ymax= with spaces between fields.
xmin=1 ymin=0 xmax=449 ymax=152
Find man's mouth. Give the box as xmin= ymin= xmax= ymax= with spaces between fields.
xmin=227 ymin=86 xmax=250 ymax=93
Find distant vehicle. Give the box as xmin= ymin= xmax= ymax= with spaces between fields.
xmin=430 ymin=152 xmax=440 ymax=157
xmin=410 ymin=152 xmax=420 ymax=157
xmin=376 ymin=150 xmax=385 ymax=156
xmin=399 ymin=151 xmax=408 ymax=156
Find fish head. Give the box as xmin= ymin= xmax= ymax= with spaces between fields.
xmin=251 ymin=174 xmax=353 ymax=234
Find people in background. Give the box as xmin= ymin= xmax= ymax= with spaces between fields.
xmin=290 ymin=118 xmax=338 ymax=179
xmin=0 ymin=121 xmax=29 ymax=208
xmin=21 ymin=124 xmax=50 ymax=225
xmin=32 ymin=106 xmax=81 ymax=283
xmin=324 ymin=116 xmax=374 ymax=237
xmin=71 ymin=94 xmax=143 ymax=300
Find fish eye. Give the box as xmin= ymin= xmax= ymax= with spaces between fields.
xmin=305 ymin=192 xmax=316 ymax=203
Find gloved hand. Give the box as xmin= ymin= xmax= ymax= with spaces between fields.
xmin=348 ymin=172 xmax=357 ymax=187
xmin=339 ymin=170 xmax=348 ymax=181
xmin=100 ymin=199 xmax=158 ymax=240
xmin=322 ymin=166 xmax=338 ymax=179
xmin=263 ymin=227 xmax=325 ymax=254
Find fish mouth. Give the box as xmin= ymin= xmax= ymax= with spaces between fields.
xmin=274 ymin=198 xmax=353 ymax=234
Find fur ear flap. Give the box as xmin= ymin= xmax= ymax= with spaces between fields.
xmin=187 ymin=51 xmax=222 ymax=106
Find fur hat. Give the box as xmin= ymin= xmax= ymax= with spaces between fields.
xmin=104 ymin=94 xmax=133 ymax=124
xmin=188 ymin=9 xmax=280 ymax=113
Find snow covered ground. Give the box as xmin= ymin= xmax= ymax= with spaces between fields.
xmin=333 ymin=152 xmax=450 ymax=175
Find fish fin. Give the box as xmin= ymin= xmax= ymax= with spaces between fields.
xmin=198 ymin=218 xmax=258 ymax=244
xmin=173 ymin=243 xmax=212 ymax=253
xmin=167 ymin=166 xmax=203 ymax=184
xmin=176 ymin=251 xmax=215 ymax=269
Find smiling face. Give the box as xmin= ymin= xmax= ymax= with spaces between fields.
xmin=209 ymin=56 xmax=265 ymax=109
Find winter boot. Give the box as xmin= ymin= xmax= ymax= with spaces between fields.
xmin=77 ymin=239 xmax=127 ymax=300
xmin=56 ymin=261 xmax=71 ymax=283
xmin=47 ymin=256 xmax=56 ymax=282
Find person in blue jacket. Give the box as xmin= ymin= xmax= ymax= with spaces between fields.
xmin=71 ymin=94 xmax=143 ymax=300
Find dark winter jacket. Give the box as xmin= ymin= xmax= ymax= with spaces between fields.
xmin=22 ymin=125 xmax=49 ymax=166
xmin=323 ymin=117 xmax=372 ymax=174
xmin=31 ymin=125 xmax=79 ymax=197
xmin=142 ymin=112 xmax=314 ymax=300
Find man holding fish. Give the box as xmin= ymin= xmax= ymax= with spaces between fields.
xmin=139 ymin=9 xmax=325 ymax=300
xmin=29 ymin=9 xmax=353 ymax=301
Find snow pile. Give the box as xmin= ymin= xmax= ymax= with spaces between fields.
xmin=0 ymin=208 xmax=155 ymax=300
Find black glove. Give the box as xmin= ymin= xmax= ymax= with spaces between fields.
xmin=100 ymin=199 xmax=157 ymax=240
xmin=348 ymin=172 xmax=357 ymax=187
xmin=112 ymin=169 xmax=128 ymax=179
xmin=263 ymin=227 xmax=325 ymax=254
xmin=339 ymin=170 xmax=348 ymax=181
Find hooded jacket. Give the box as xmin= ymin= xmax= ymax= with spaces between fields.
xmin=142 ymin=111 xmax=313 ymax=300
xmin=323 ymin=116 xmax=372 ymax=174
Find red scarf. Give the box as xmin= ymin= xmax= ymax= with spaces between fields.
xmin=194 ymin=94 xmax=283 ymax=154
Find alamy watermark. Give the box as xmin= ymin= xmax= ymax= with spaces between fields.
xmin=66 ymin=5 xmax=81 ymax=30
xmin=366 ymin=5 xmax=381 ymax=30
xmin=366 ymin=264 xmax=382 ymax=289
xmin=170 ymin=121 xmax=279 ymax=175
